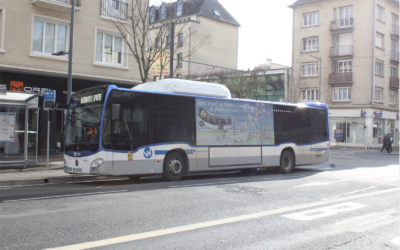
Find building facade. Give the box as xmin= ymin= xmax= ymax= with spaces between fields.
xmin=289 ymin=0 xmax=399 ymax=148
xmin=149 ymin=0 xmax=240 ymax=79
xmin=0 ymin=0 xmax=142 ymax=159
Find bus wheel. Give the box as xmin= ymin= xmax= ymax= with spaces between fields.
xmin=280 ymin=151 xmax=294 ymax=174
xmin=163 ymin=152 xmax=185 ymax=181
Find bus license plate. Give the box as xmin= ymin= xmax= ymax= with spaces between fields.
xmin=67 ymin=167 xmax=82 ymax=173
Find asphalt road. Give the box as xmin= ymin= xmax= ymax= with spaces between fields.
xmin=0 ymin=151 xmax=399 ymax=250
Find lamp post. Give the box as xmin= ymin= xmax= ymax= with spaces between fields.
xmin=310 ymin=55 xmax=321 ymax=101
xmin=52 ymin=0 xmax=75 ymax=105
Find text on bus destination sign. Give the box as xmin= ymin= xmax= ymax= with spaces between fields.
xmin=81 ymin=94 xmax=102 ymax=104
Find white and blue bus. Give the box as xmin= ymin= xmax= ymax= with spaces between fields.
xmin=64 ymin=79 xmax=329 ymax=181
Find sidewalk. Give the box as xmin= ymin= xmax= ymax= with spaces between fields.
xmin=0 ymin=156 xmax=122 ymax=186
xmin=331 ymin=147 xmax=399 ymax=155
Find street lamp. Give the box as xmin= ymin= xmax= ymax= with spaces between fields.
xmin=310 ymin=55 xmax=321 ymax=102
xmin=52 ymin=0 xmax=75 ymax=105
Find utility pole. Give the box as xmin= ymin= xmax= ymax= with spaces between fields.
xmin=67 ymin=0 xmax=75 ymax=105
xmin=169 ymin=22 xmax=175 ymax=78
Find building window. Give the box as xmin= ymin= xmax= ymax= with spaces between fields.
xmin=150 ymin=7 xmax=155 ymax=23
xmin=375 ymin=60 xmax=384 ymax=76
xmin=177 ymin=0 xmax=183 ymax=17
xmin=302 ymin=37 xmax=319 ymax=52
xmin=166 ymin=36 xmax=170 ymax=46
xmin=161 ymin=4 xmax=167 ymax=20
xmin=333 ymin=60 xmax=352 ymax=73
xmin=376 ymin=32 xmax=384 ymax=49
xmin=33 ymin=19 xmax=68 ymax=55
xmin=333 ymin=88 xmax=351 ymax=101
xmin=213 ymin=10 xmax=220 ymax=17
xmin=155 ymin=37 xmax=160 ymax=48
xmin=96 ymin=31 xmax=123 ymax=65
xmin=176 ymin=74 xmax=182 ymax=79
xmin=376 ymin=5 xmax=384 ymax=22
xmin=391 ymin=66 xmax=398 ymax=77
xmin=177 ymin=53 xmax=182 ymax=67
xmin=389 ymin=91 xmax=396 ymax=104
xmin=375 ymin=88 xmax=382 ymax=102
xmin=178 ymin=33 xmax=183 ymax=46
xmin=301 ymin=89 xmax=319 ymax=101
xmin=303 ymin=12 xmax=319 ymax=27
xmin=301 ymin=63 xmax=319 ymax=76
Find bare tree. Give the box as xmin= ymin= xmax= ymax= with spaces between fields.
xmin=102 ymin=0 xmax=208 ymax=83
xmin=286 ymin=73 xmax=309 ymax=103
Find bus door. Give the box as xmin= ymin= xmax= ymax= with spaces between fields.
xmin=111 ymin=91 xmax=154 ymax=175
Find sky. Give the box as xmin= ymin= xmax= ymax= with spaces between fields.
xmin=217 ymin=0 xmax=295 ymax=70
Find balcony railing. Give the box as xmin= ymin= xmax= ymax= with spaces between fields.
xmin=31 ymin=0 xmax=81 ymax=11
xmin=390 ymin=77 xmax=399 ymax=89
xmin=391 ymin=50 xmax=399 ymax=62
xmin=100 ymin=0 xmax=128 ymax=20
xmin=391 ymin=24 xmax=399 ymax=36
xmin=331 ymin=18 xmax=354 ymax=30
xmin=329 ymin=72 xmax=353 ymax=84
xmin=330 ymin=45 xmax=353 ymax=57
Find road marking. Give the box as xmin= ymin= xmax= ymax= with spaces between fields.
xmin=96 ymin=183 xmax=108 ymax=189
xmin=169 ymin=181 xmax=238 ymax=188
xmin=391 ymin=237 xmax=399 ymax=246
xmin=2 ymin=190 xmax=128 ymax=203
xmin=44 ymin=188 xmax=399 ymax=250
xmin=321 ymin=186 xmax=379 ymax=200
xmin=282 ymin=202 xmax=367 ymax=221
xmin=335 ymin=210 xmax=399 ymax=232
xmin=295 ymin=182 xmax=332 ymax=187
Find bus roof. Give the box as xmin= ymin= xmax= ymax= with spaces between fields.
xmin=106 ymin=83 xmax=328 ymax=110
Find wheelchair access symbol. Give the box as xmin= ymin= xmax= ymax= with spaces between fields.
xmin=143 ymin=147 xmax=153 ymax=159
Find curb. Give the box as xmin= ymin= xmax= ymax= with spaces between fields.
xmin=0 ymin=175 xmax=126 ymax=187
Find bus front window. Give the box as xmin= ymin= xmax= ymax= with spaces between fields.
xmin=65 ymin=87 xmax=107 ymax=152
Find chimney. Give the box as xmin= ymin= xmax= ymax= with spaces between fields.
xmin=266 ymin=59 xmax=272 ymax=66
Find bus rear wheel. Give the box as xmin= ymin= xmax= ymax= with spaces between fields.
xmin=163 ymin=152 xmax=185 ymax=181
xmin=280 ymin=151 xmax=294 ymax=174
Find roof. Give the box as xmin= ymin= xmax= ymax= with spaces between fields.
xmin=151 ymin=0 xmax=240 ymax=27
xmin=289 ymin=0 xmax=398 ymax=8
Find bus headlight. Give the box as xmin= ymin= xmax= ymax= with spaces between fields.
xmin=91 ymin=158 xmax=104 ymax=171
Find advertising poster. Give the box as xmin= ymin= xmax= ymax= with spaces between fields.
xmin=195 ymin=98 xmax=274 ymax=146
xmin=0 ymin=113 xmax=15 ymax=142
xmin=150 ymin=50 xmax=170 ymax=76
xmin=374 ymin=111 xmax=383 ymax=118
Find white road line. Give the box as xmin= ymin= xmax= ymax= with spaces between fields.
xmin=44 ymin=188 xmax=399 ymax=250
xmin=2 ymin=190 xmax=128 ymax=203
xmin=169 ymin=181 xmax=238 ymax=188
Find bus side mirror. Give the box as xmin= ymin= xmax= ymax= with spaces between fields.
xmin=111 ymin=104 xmax=120 ymax=120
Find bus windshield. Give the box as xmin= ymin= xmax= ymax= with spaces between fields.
xmin=65 ymin=87 xmax=107 ymax=152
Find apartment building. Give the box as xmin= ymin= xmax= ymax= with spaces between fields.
xmin=0 ymin=0 xmax=142 ymax=157
xmin=149 ymin=0 xmax=240 ymax=79
xmin=289 ymin=0 xmax=399 ymax=148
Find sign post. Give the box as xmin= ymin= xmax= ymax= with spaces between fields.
xmin=43 ymin=90 xmax=55 ymax=167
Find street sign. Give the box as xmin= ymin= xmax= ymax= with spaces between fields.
xmin=43 ymin=90 xmax=55 ymax=110
xmin=361 ymin=110 xmax=366 ymax=117
xmin=374 ymin=111 xmax=382 ymax=118
xmin=334 ymin=129 xmax=343 ymax=139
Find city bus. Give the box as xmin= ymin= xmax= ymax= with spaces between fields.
xmin=64 ymin=79 xmax=329 ymax=181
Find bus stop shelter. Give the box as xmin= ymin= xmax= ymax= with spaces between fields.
xmin=0 ymin=91 xmax=45 ymax=168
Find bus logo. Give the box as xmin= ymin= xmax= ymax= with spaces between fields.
xmin=143 ymin=147 xmax=153 ymax=159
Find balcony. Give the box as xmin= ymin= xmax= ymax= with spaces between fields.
xmin=391 ymin=24 xmax=399 ymax=40
xmin=31 ymin=0 xmax=82 ymax=12
xmin=391 ymin=50 xmax=399 ymax=63
xmin=329 ymin=72 xmax=353 ymax=84
xmin=100 ymin=0 xmax=128 ymax=20
xmin=330 ymin=18 xmax=354 ymax=32
xmin=330 ymin=45 xmax=353 ymax=58
xmin=390 ymin=77 xmax=399 ymax=89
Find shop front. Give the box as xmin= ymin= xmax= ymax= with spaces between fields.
xmin=0 ymin=70 xmax=137 ymax=156
xmin=329 ymin=108 xmax=399 ymax=149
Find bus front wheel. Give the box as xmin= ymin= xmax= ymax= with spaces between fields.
xmin=280 ymin=151 xmax=294 ymax=174
xmin=163 ymin=152 xmax=186 ymax=181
